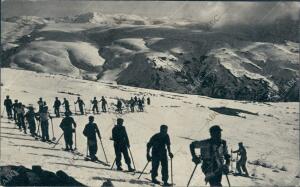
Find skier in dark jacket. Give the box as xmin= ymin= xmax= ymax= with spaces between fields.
xmin=39 ymin=106 xmax=52 ymax=142
xmin=138 ymin=99 xmax=144 ymax=112
xmin=112 ymin=118 xmax=134 ymax=171
xmin=147 ymin=97 xmax=151 ymax=105
xmin=62 ymin=98 xmax=71 ymax=114
xmin=4 ymin=95 xmax=13 ymax=119
xmin=12 ymin=99 xmax=19 ymax=123
xmin=16 ymin=102 xmax=26 ymax=133
xmin=116 ymin=100 xmax=122 ymax=114
xmin=129 ymin=97 xmax=135 ymax=112
xmin=100 ymin=96 xmax=107 ymax=112
xmin=60 ymin=111 xmax=77 ymax=151
xmin=24 ymin=106 xmax=38 ymax=137
xmin=147 ymin=125 xmax=173 ymax=186
xmin=232 ymin=142 xmax=249 ymax=176
xmin=190 ymin=125 xmax=231 ymax=187
xmin=53 ymin=97 xmax=61 ymax=117
xmin=37 ymin=97 xmax=44 ymax=113
xmin=91 ymin=97 xmax=99 ymax=114
xmin=75 ymin=97 xmax=85 ymax=115
xmin=83 ymin=116 xmax=101 ymax=161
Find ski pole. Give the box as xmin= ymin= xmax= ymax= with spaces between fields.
xmin=231 ymin=149 xmax=233 ymax=172
xmin=99 ymin=137 xmax=109 ymax=164
xmin=111 ymin=158 xmax=116 ymax=170
xmin=171 ymin=158 xmax=174 ymax=186
xmin=128 ymin=148 xmax=136 ymax=170
xmin=187 ymin=164 xmax=198 ymax=187
xmin=225 ymin=174 xmax=231 ymax=187
xmin=37 ymin=120 xmax=41 ymax=137
xmin=74 ymin=104 xmax=77 ymax=115
xmin=138 ymin=161 xmax=150 ymax=179
xmin=50 ymin=118 xmax=56 ymax=141
xmin=86 ymin=139 xmax=89 ymax=157
xmin=74 ymin=129 xmax=77 ymax=150
xmin=52 ymin=133 xmax=64 ymax=148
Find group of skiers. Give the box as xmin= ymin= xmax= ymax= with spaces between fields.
xmin=3 ymin=95 xmax=249 ymax=187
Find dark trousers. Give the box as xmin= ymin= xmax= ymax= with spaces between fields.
xmin=130 ymin=106 xmax=134 ymax=112
xmin=202 ymin=163 xmax=223 ymax=187
xmin=13 ymin=109 xmax=17 ymax=122
xmin=79 ymin=105 xmax=84 ymax=115
xmin=65 ymin=106 xmax=70 ymax=113
xmin=114 ymin=144 xmax=131 ymax=167
xmin=92 ymin=105 xmax=99 ymax=113
xmin=236 ymin=157 xmax=248 ymax=175
xmin=17 ymin=114 xmax=26 ymax=131
xmin=54 ymin=107 xmax=60 ymax=117
xmin=88 ymin=139 xmax=98 ymax=159
xmin=102 ymin=105 xmax=106 ymax=112
xmin=28 ymin=120 xmax=36 ymax=135
xmin=151 ymin=153 xmax=169 ymax=182
xmin=6 ymin=107 xmax=12 ymax=118
xmin=64 ymin=131 xmax=73 ymax=148
xmin=41 ymin=120 xmax=49 ymax=140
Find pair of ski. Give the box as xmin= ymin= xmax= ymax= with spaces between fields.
xmin=83 ymin=156 xmax=110 ymax=167
xmin=144 ymin=178 xmax=175 ymax=186
xmin=62 ymin=148 xmax=84 ymax=157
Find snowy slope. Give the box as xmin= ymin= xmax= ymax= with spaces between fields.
xmin=1 ymin=13 xmax=299 ymax=101
xmin=1 ymin=68 xmax=299 ymax=186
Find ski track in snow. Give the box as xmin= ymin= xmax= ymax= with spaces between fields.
xmin=0 ymin=68 xmax=299 ymax=186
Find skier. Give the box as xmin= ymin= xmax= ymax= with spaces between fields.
xmin=91 ymin=97 xmax=99 ymax=114
xmin=142 ymin=97 xmax=145 ymax=105
xmin=37 ymin=98 xmax=44 ymax=113
xmin=53 ymin=97 xmax=61 ymax=117
xmin=75 ymin=97 xmax=85 ymax=115
xmin=147 ymin=97 xmax=151 ymax=105
xmin=112 ymin=118 xmax=134 ymax=172
xmin=100 ymin=96 xmax=107 ymax=112
xmin=16 ymin=102 xmax=26 ymax=133
xmin=83 ymin=116 xmax=101 ymax=161
xmin=59 ymin=111 xmax=77 ymax=151
xmin=24 ymin=106 xmax=38 ymax=137
xmin=134 ymin=96 xmax=138 ymax=104
xmin=147 ymin=124 xmax=173 ymax=186
xmin=116 ymin=99 xmax=122 ymax=114
xmin=12 ymin=99 xmax=19 ymax=123
xmin=39 ymin=105 xmax=52 ymax=142
xmin=62 ymin=98 xmax=71 ymax=114
xmin=232 ymin=142 xmax=249 ymax=176
xmin=190 ymin=125 xmax=230 ymax=187
xmin=3 ymin=95 xmax=13 ymax=119
xmin=129 ymin=97 xmax=135 ymax=112
xmin=138 ymin=98 xmax=144 ymax=112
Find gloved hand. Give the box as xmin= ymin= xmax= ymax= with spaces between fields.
xmin=192 ymin=156 xmax=201 ymax=164
xmin=169 ymin=152 xmax=174 ymax=159
xmin=147 ymin=153 xmax=152 ymax=161
xmin=222 ymin=165 xmax=230 ymax=174
xmin=72 ymin=128 xmax=76 ymax=133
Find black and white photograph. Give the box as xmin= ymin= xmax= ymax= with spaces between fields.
xmin=0 ymin=1 xmax=299 ymax=186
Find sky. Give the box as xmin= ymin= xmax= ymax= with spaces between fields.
xmin=1 ymin=1 xmax=300 ymax=25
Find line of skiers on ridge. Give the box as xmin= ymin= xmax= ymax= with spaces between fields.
xmin=3 ymin=95 xmax=249 ymax=187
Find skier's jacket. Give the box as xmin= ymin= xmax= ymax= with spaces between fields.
xmin=233 ymin=146 xmax=247 ymax=159
xmin=16 ymin=105 xmax=25 ymax=115
xmin=100 ymin=98 xmax=107 ymax=105
xmin=39 ymin=108 xmax=50 ymax=122
xmin=75 ymin=99 xmax=85 ymax=106
xmin=92 ymin=99 xmax=98 ymax=106
xmin=54 ymin=100 xmax=61 ymax=108
xmin=147 ymin=133 xmax=170 ymax=156
xmin=83 ymin=122 xmax=100 ymax=140
xmin=112 ymin=125 xmax=129 ymax=147
xmin=60 ymin=116 xmax=76 ymax=132
xmin=63 ymin=100 xmax=69 ymax=107
xmin=25 ymin=110 xmax=37 ymax=123
xmin=4 ymin=99 xmax=12 ymax=108
xmin=191 ymin=138 xmax=230 ymax=173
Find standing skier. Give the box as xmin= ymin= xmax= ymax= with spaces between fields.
xmin=129 ymin=97 xmax=135 ymax=112
xmin=75 ymin=97 xmax=85 ymax=115
xmin=138 ymin=98 xmax=144 ymax=112
xmin=116 ymin=99 xmax=123 ymax=114
xmin=12 ymin=99 xmax=19 ymax=123
xmin=37 ymin=98 xmax=44 ymax=113
xmin=24 ymin=106 xmax=38 ymax=137
xmin=83 ymin=116 xmax=101 ymax=161
xmin=39 ymin=105 xmax=52 ymax=142
xmin=100 ymin=96 xmax=107 ymax=112
xmin=112 ymin=118 xmax=134 ymax=172
xmin=3 ymin=95 xmax=13 ymax=119
xmin=190 ymin=125 xmax=230 ymax=187
xmin=59 ymin=111 xmax=77 ymax=151
xmin=147 ymin=125 xmax=173 ymax=186
xmin=16 ymin=102 xmax=26 ymax=133
xmin=62 ymin=98 xmax=71 ymax=114
xmin=232 ymin=142 xmax=249 ymax=176
xmin=53 ymin=97 xmax=61 ymax=117
xmin=147 ymin=97 xmax=151 ymax=105
xmin=91 ymin=97 xmax=99 ymax=114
